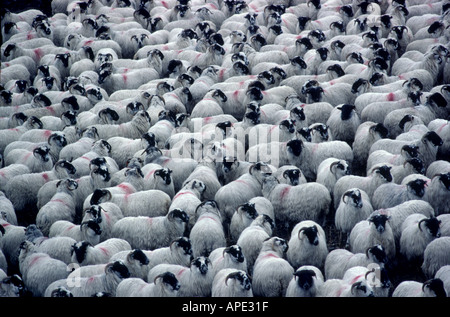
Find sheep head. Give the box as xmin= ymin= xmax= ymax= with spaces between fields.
xmin=368 ymin=214 xmax=390 ymax=234
xmin=127 ymin=249 xmax=150 ymax=266
xmin=418 ymin=217 xmax=441 ymax=238
xmin=298 ymin=225 xmax=319 ymax=245
xmin=421 ymin=279 xmax=447 ymax=297
xmin=342 ymin=189 xmax=363 ymax=208
xmin=154 ymin=272 xmax=180 ymax=292
xmin=191 ymin=256 xmax=211 ymax=275
xmin=106 ymin=260 xmax=130 ymax=280
xmin=225 ymin=271 xmax=252 ymax=291
xmin=33 ymin=145 xmax=51 ymax=162
xmin=224 ymin=245 xmax=245 ymax=263
xmin=422 ymin=131 xmax=443 ymax=147
xmin=283 ymin=168 xmax=302 ymax=186
xmin=371 ymin=164 xmax=393 ymax=182
xmin=294 ymin=269 xmax=316 ymax=291
xmin=170 ymin=237 xmax=192 ymax=257
xmin=168 ymin=208 xmax=190 ymax=224
xmin=366 ymin=245 xmax=388 ymax=265
xmin=89 ymin=189 xmax=112 ymax=205
xmin=350 ymin=280 xmax=374 ymax=297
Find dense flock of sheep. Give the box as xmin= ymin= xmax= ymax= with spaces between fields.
xmin=1 ymin=0 xmax=450 ymax=298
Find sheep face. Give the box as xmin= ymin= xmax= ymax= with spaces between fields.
xmin=191 ymin=256 xmax=211 ymax=275
xmin=351 ymin=281 xmax=374 ymax=297
xmin=154 ymin=168 xmax=173 ymax=185
xmin=107 ymin=260 xmax=131 ymax=280
xmin=171 ymin=237 xmax=193 ymax=258
xmin=407 ymin=179 xmax=428 ymax=198
xmin=128 ymin=249 xmax=150 ymax=266
xmin=298 ymin=225 xmax=319 ymax=246
xmin=226 ymin=271 xmax=252 ymax=291
xmin=283 ymin=169 xmax=302 ymax=186
xmin=343 ymin=189 xmax=363 ymax=208
xmin=368 ymin=214 xmax=390 ymax=234
xmin=294 ymin=269 xmax=316 ymax=291
xmin=168 ymin=208 xmax=190 ymax=225
xmin=366 ymin=245 xmax=388 ymax=266
xmin=71 ymin=241 xmax=91 ymax=264
xmin=422 ymin=279 xmax=447 ymax=297
xmin=237 ymin=202 xmax=258 ymax=220
xmin=372 ymin=165 xmax=393 ymax=182
xmin=155 ymin=272 xmax=180 ymax=292
xmin=225 ymin=245 xmax=245 ymax=264
xmin=437 ymin=173 xmax=450 ymax=191
xmin=419 ymin=218 xmax=441 ymax=239
xmin=33 ymin=146 xmax=51 ymax=163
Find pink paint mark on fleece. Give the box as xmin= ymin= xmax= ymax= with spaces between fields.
xmin=261 ymin=252 xmax=280 ymax=260
xmin=33 ymin=48 xmax=44 ymax=61
xmin=173 ymin=191 xmax=193 ymax=200
xmin=122 ymin=74 xmax=128 ymax=84
xmin=42 ymin=173 xmax=50 ymax=182
xmin=117 ymin=183 xmax=134 ymax=195
xmin=386 ymin=92 xmax=395 ymax=101
xmin=280 ymin=186 xmax=290 ymax=199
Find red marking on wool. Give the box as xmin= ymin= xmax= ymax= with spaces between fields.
xmin=387 ymin=92 xmax=395 ymax=101
xmin=280 ymin=186 xmax=290 ymax=199
xmin=27 ymin=32 xmax=34 ymax=40
xmin=80 ymin=156 xmax=91 ymax=161
xmin=162 ymin=0 xmax=169 ymax=8
xmin=349 ymin=274 xmax=365 ymax=285
xmin=329 ymin=80 xmax=336 ymax=85
xmin=145 ymin=169 xmax=155 ymax=180
xmin=437 ymin=123 xmax=448 ymax=134
xmin=50 ymin=199 xmax=68 ymax=206
xmin=234 ymin=179 xmax=248 ymax=186
xmin=261 ymin=252 xmax=280 ymax=260
xmin=23 ymin=152 xmax=33 ymax=161
xmin=218 ymin=68 xmax=226 ymax=81
xmin=87 ymin=276 xmax=96 ymax=285
xmin=47 ymin=106 xmax=56 ymax=115
xmin=98 ymin=247 xmax=109 ymax=256
xmin=33 ymin=48 xmax=44 ymax=61
xmin=162 ymin=45 xmax=169 ymax=51
xmin=176 ymin=267 xmax=187 ymax=278
xmin=42 ymin=173 xmax=49 ymax=182
xmin=311 ymin=143 xmax=320 ymax=155
xmin=173 ymin=191 xmax=194 ymax=200
xmin=30 ymin=255 xmax=44 ymax=267
xmin=44 ymin=130 xmax=52 ymax=137
xmin=84 ymin=40 xmax=93 ymax=46
xmin=233 ymin=90 xmax=239 ymax=99
xmin=117 ymin=183 xmax=133 ymax=194
xmin=122 ymin=74 xmax=128 ymax=84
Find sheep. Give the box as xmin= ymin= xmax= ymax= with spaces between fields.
xmin=326 ymin=104 xmax=361 ymax=145
xmin=285 ymin=265 xmax=325 ymax=297
xmin=80 ymin=203 xmax=124 ymax=242
xmin=229 ymin=202 xmax=260 ymax=244
xmin=144 ymin=236 xmax=193 ymax=274
xmin=48 ymin=219 xmax=103 ymax=246
xmin=182 ymin=164 xmax=221 ymax=201
xmin=324 ymin=245 xmax=389 ymax=280
xmin=24 ymin=224 xmax=77 ymax=265
xmin=189 ymin=200 xmax=226 ymax=258
xmin=369 ymin=131 xmax=443 ymax=170
xmin=147 ymin=256 xmax=213 ymax=297
xmin=428 ymin=118 xmax=450 ymax=161
xmin=211 ymin=268 xmax=253 ymax=297
xmin=18 ymin=240 xmax=69 ymax=297
xmin=273 ymin=165 xmax=307 ymax=187
xmin=422 ymin=237 xmax=450 ymax=279
xmin=316 ymin=158 xmax=350 ymax=197
xmin=261 ymin=174 xmax=331 ymax=234
xmin=0 ymin=217 xmax=26 ymax=274
xmin=426 ymin=160 xmax=450 ymax=179
xmin=4 ymin=146 xmax=53 ymax=173
xmin=116 ymin=273 xmax=180 ymax=297
xmin=208 ymin=244 xmax=248 ymax=278
xmin=284 ymin=139 xmax=354 ymax=181
xmin=399 ymin=214 xmax=442 ymax=262
xmin=169 ymin=179 xmax=205 ymax=230
xmin=286 ymin=220 xmax=329 ymax=271
xmin=341 ymin=264 xmax=392 ymax=298
xmin=70 ymin=238 xmax=132 ymax=266
xmin=425 ymin=172 xmax=450 ymax=216
xmin=348 ymin=213 xmax=396 ymax=261
xmin=335 ymin=188 xmax=374 ymax=244
xmin=34 ymin=178 xmax=78 ymax=236
xmin=0 ymin=115 xmax=43 ymax=157
xmin=0 ymin=163 xmax=31 ymax=192
xmin=333 ymin=163 xmax=393 ymax=210
xmin=111 ymin=208 xmax=189 ymax=250
xmin=435 ymin=265 xmax=450 ymax=297
xmin=366 ymin=144 xmax=422 ymax=175
xmin=251 ymin=236 xmax=294 ymax=297
xmin=0 ymin=191 xmax=18 ymax=225
xmin=44 ymin=260 xmax=130 ymax=297
xmin=0 ymin=272 xmax=25 ymax=297
xmin=319 ymin=273 xmax=375 ymax=297
xmin=392 ymin=278 xmax=447 ymax=297
xmin=214 ymin=161 xmax=272 ymax=225
xmin=371 ymin=177 xmax=429 ymax=210
xmin=85 ymin=187 xmax=171 ymax=218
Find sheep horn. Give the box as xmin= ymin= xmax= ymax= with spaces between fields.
xmin=417 ymin=218 xmax=427 ymax=232
xmin=329 ymin=161 xmax=340 ymax=174
xmin=351 ymin=281 xmax=361 ymax=295
xmin=365 ymin=267 xmax=376 ymax=280
xmin=225 ymin=271 xmax=241 ymax=286
xmin=297 ymin=227 xmax=307 ymax=239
